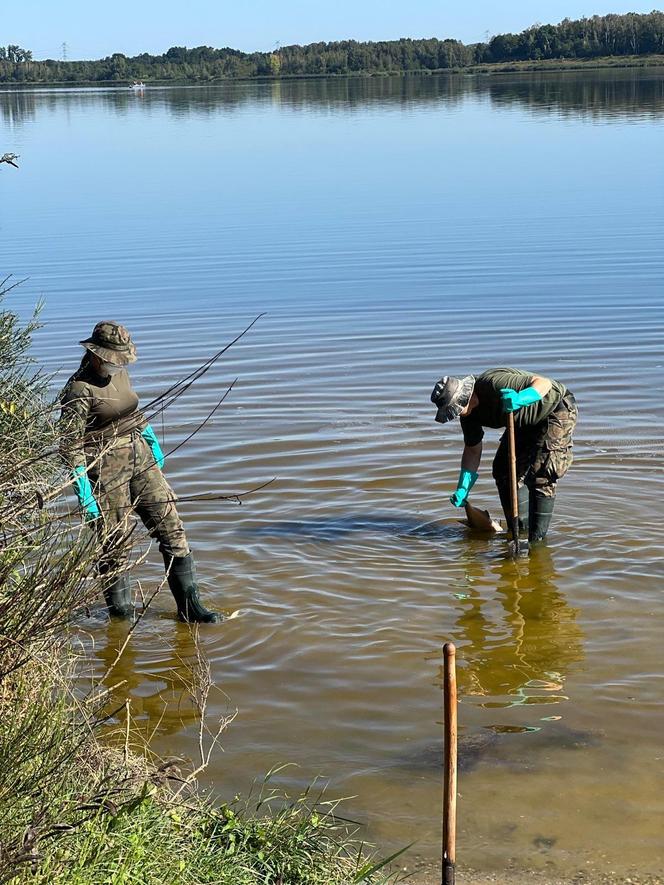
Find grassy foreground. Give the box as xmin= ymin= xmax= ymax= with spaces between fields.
xmin=0 ymin=282 xmax=399 ymax=884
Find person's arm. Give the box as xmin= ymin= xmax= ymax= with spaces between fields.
xmin=500 ymin=374 xmax=552 ymax=413
xmin=461 ymin=441 xmax=482 ymax=473
xmin=58 ymin=382 xmax=100 ymax=520
xmin=529 ymin=374 xmax=553 ymax=398
xmin=59 ymin=382 xmax=90 ymax=468
xmin=450 ymin=442 xmax=482 ymax=507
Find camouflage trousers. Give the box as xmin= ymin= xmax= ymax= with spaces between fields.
xmin=87 ymin=432 xmax=189 ymax=575
xmin=492 ymin=392 xmax=578 ymax=499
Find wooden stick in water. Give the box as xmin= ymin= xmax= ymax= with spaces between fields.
xmin=507 ymin=411 xmax=520 ymax=555
xmin=442 ymin=642 xmax=457 ymax=885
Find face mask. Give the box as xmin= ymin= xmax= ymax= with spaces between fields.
xmin=100 ymin=361 xmax=124 ymax=377
xmin=431 ymin=375 xmax=475 ymax=424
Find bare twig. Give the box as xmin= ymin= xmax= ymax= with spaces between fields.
xmin=170 ymin=629 xmax=237 ymax=799
xmin=143 ymin=313 xmax=264 ymax=416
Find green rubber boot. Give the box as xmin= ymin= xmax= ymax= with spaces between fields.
xmin=103 ymin=575 xmax=133 ymax=618
xmin=163 ymin=553 xmax=221 ymax=624
xmin=498 ymin=484 xmax=529 ymax=537
xmin=529 ymin=494 xmax=555 ymax=543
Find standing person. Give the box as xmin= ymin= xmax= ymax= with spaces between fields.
xmin=430 ymin=369 xmax=577 ymax=542
xmin=59 ymin=321 xmax=220 ymax=622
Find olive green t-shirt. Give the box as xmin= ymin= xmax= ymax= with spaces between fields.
xmin=460 ymin=368 xmax=567 ymax=447
xmin=59 ymin=358 xmax=146 ymax=467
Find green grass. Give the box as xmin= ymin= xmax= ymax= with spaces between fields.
xmin=4 ymin=740 xmax=403 ymax=885
xmin=459 ymin=52 xmax=664 ymax=74
xmin=29 ymin=793 xmax=393 ymax=884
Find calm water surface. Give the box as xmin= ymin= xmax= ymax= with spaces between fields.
xmin=1 ymin=70 xmax=663 ymax=878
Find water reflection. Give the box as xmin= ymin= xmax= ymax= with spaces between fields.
xmin=484 ymin=68 xmax=664 ymax=120
xmin=95 ymin=620 xmax=204 ymax=740
xmin=2 ymin=67 xmax=662 ymax=125
xmin=0 ymin=89 xmax=36 ymax=126
xmin=456 ymin=546 xmax=584 ymax=718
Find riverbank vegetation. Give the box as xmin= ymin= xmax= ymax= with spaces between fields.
xmin=0 ymin=281 xmax=398 ymax=884
xmin=1 ymin=11 xmax=664 ymax=83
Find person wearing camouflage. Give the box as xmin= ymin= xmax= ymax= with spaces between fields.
xmin=59 ymin=321 xmax=220 ymax=622
xmin=430 ymin=368 xmax=577 ymax=543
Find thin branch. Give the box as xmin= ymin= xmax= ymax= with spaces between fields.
xmin=142 ymin=313 xmax=264 ymax=415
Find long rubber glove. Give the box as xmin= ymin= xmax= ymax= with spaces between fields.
xmin=450 ymin=469 xmax=478 ymax=507
xmin=72 ymin=465 xmax=101 ymax=521
xmin=141 ymin=424 xmax=165 ymax=469
xmin=500 ymin=386 xmax=543 ymax=413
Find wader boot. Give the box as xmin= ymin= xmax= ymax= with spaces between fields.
xmin=529 ymin=494 xmax=555 ymax=543
xmin=498 ymin=484 xmax=529 ymax=537
xmin=103 ymin=575 xmax=133 ymax=618
xmin=163 ymin=553 xmax=221 ymax=624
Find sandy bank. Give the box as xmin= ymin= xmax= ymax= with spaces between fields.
xmin=401 ymin=863 xmax=663 ymax=884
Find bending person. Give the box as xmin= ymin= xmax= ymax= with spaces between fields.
xmin=59 ymin=321 xmax=220 ymax=623
xmin=430 ymin=368 xmax=577 ymax=542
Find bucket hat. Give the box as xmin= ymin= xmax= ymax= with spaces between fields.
xmin=80 ymin=321 xmax=137 ymax=366
xmin=431 ymin=375 xmax=475 ymax=424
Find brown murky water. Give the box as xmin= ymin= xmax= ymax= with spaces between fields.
xmin=2 ymin=70 xmax=663 ymax=877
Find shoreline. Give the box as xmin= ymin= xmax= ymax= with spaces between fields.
xmin=1 ymin=54 xmax=663 ymax=88
xmin=403 ymin=864 xmax=664 ymax=884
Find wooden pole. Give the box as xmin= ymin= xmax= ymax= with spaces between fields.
xmin=507 ymin=411 xmax=520 ymax=555
xmin=442 ymin=642 xmax=457 ymax=885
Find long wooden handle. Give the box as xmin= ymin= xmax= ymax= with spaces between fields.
xmin=507 ymin=412 xmax=519 ymax=519
xmin=442 ymin=642 xmax=457 ymax=885
xmin=507 ymin=411 xmax=520 ymax=552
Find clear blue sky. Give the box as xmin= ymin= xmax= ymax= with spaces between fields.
xmin=5 ymin=1 xmax=661 ymax=60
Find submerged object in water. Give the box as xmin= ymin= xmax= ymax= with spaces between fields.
xmin=463 ymin=501 xmax=504 ymax=533
xmin=394 ymin=723 xmax=600 ymax=775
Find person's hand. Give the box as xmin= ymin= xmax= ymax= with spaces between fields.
xmin=500 ymin=386 xmax=543 ymax=413
xmin=141 ymin=424 xmax=165 ymax=469
xmin=450 ymin=469 xmax=478 ymax=507
xmin=450 ymin=487 xmax=470 ymax=507
xmin=82 ymin=499 xmax=101 ymax=521
xmin=72 ymin=466 xmax=101 ymax=521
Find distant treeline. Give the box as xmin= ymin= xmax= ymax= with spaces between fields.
xmin=2 ymin=11 xmax=664 ymax=83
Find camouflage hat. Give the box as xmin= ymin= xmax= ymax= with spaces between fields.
xmin=431 ymin=375 xmax=475 ymax=424
xmin=80 ymin=321 xmax=137 ymax=366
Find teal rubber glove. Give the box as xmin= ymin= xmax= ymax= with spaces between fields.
xmin=500 ymin=386 xmax=543 ymax=413
xmin=72 ymin=465 xmax=101 ymax=521
xmin=450 ymin=469 xmax=478 ymax=507
xmin=141 ymin=424 xmax=165 ymax=469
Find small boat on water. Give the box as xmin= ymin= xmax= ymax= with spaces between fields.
xmin=129 ymin=81 xmax=145 ymax=91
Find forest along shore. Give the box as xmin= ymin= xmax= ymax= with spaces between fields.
xmin=1 ymin=11 xmax=663 ymax=83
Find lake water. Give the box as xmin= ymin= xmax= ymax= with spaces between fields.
xmin=1 ymin=70 xmax=663 ymax=880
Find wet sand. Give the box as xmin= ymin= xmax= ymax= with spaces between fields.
xmin=404 ymin=865 xmax=663 ymax=884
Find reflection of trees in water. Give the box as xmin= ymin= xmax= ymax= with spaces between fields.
xmin=264 ymin=70 xmax=664 ymax=119
xmin=2 ymin=68 xmax=662 ymax=124
xmin=485 ymin=69 xmax=664 ymax=120
xmin=0 ymin=89 xmax=36 ymax=125
xmin=454 ymin=546 xmax=584 ymax=713
xmin=258 ymin=75 xmax=468 ymax=112
xmin=94 ymin=619 xmax=202 ymax=740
